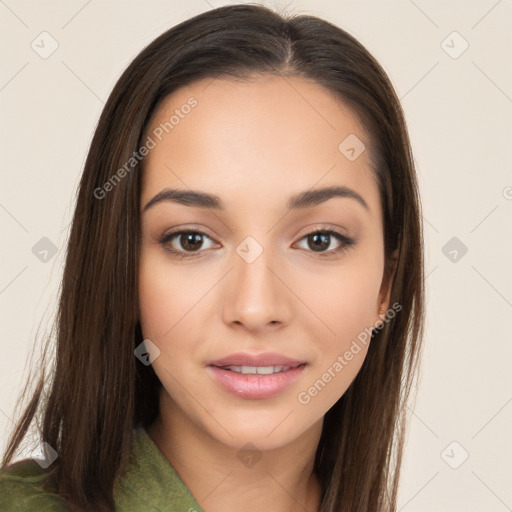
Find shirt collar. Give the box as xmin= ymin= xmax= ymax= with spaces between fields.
xmin=113 ymin=426 xmax=204 ymax=511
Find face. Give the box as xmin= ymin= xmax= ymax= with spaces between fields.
xmin=138 ymin=75 xmax=395 ymax=451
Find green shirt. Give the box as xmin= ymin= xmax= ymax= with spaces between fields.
xmin=0 ymin=427 xmax=205 ymax=512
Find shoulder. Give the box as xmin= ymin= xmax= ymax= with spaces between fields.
xmin=0 ymin=459 xmax=68 ymax=511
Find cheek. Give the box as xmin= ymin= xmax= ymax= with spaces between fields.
xmin=138 ymin=256 xmax=200 ymax=391
xmin=330 ymin=269 xmax=382 ymax=357
xmin=138 ymin=263 xmax=174 ymax=340
xmin=293 ymin=259 xmax=382 ymax=406
xmin=297 ymin=258 xmax=383 ymax=343
xmin=138 ymin=252 xmax=217 ymax=384
xmin=138 ymin=253 xmax=204 ymax=339
xmin=331 ymin=274 xmax=380 ymax=339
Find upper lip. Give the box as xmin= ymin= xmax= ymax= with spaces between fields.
xmin=208 ymin=352 xmax=306 ymax=368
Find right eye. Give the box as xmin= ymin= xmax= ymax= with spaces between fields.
xmin=159 ymin=230 xmax=219 ymax=258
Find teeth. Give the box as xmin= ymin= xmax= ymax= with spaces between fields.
xmin=222 ymin=365 xmax=291 ymax=375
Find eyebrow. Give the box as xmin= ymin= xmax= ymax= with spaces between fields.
xmin=143 ymin=185 xmax=369 ymax=212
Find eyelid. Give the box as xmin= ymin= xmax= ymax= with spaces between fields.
xmin=294 ymin=222 xmax=351 ymax=240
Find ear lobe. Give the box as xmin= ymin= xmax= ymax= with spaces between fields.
xmin=375 ymin=248 xmax=399 ymax=326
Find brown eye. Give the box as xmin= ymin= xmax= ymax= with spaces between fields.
xmin=178 ymin=232 xmax=204 ymax=251
xmin=295 ymin=229 xmax=356 ymax=257
xmin=307 ymin=233 xmax=330 ymax=252
xmin=159 ymin=230 xmax=217 ymax=257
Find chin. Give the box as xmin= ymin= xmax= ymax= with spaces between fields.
xmin=204 ymin=413 xmax=314 ymax=451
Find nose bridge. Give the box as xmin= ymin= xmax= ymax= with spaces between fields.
xmin=222 ymin=234 xmax=291 ymax=329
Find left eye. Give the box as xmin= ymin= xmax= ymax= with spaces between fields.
xmin=294 ymin=230 xmax=353 ymax=254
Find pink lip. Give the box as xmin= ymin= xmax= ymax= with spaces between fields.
xmin=207 ymin=352 xmax=305 ymax=368
xmin=206 ymin=364 xmax=307 ymax=399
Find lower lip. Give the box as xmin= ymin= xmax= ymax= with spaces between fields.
xmin=206 ymin=364 xmax=307 ymax=400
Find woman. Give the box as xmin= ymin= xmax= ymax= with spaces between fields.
xmin=0 ymin=4 xmax=424 ymax=511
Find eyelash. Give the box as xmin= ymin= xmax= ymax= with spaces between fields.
xmin=158 ymin=227 xmax=356 ymax=260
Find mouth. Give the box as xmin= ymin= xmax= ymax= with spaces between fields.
xmin=206 ymin=362 xmax=308 ymax=400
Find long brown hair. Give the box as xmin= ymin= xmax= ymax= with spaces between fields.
xmin=1 ymin=4 xmax=424 ymax=511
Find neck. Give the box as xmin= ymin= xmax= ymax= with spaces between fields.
xmin=146 ymin=390 xmax=323 ymax=512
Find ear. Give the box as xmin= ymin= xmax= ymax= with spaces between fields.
xmin=375 ymin=248 xmax=399 ymax=327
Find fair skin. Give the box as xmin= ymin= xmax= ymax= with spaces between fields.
xmin=139 ymin=74 xmax=395 ymax=512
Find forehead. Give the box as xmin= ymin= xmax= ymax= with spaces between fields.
xmin=141 ymin=75 xmax=379 ymax=214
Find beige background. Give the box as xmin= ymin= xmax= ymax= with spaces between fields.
xmin=1 ymin=1 xmax=511 ymax=510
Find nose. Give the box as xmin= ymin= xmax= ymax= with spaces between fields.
xmin=221 ymin=242 xmax=293 ymax=333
